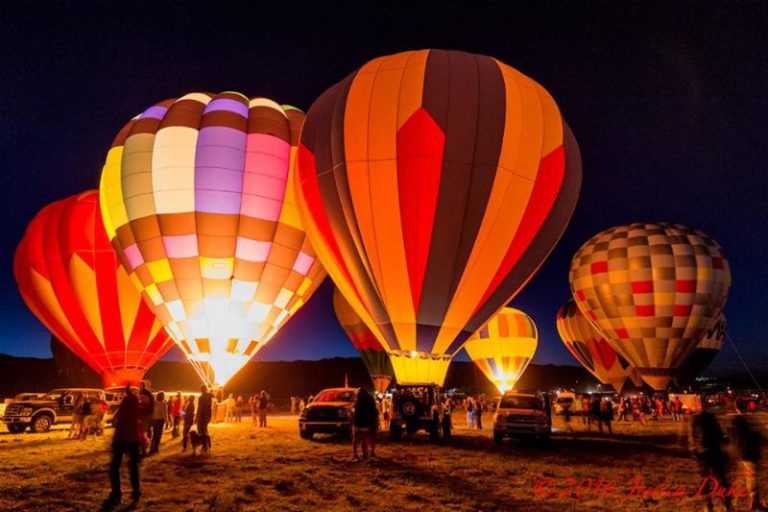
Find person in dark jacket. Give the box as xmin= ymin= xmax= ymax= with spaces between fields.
xmin=138 ymin=381 xmax=154 ymax=456
xmin=689 ymin=411 xmax=733 ymax=512
xmin=731 ymin=414 xmax=766 ymax=511
xmin=181 ymin=395 xmax=196 ymax=452
xmin=104 ymin=385 xmax=142 ymax=509
xmin=196 ymin=385 xmax=213 ymax=454
xmin=353 ymin=388 xmax=379 ymax=459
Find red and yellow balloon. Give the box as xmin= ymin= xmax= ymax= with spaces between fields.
xmin=296 ymin=49 xmax=581 ymax=385
xmin=15 ymin=191 xmax=174 ymax=388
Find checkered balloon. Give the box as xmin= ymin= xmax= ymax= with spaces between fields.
xmin=569 ymin=223 xmax=730 ymax=390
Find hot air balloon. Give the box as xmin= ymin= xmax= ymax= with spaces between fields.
xmin=332 ymin=288 xmax=395 ymax=392
xmin=463 ymin=307 xmax=538 ymax=393
xmin=569 ymin=223 xmax=731 ymax=390
xmin=556 ymin=298 xmax=641 ymax=391
xmin=14 ymin=191 xmax=174 ymax=388
xmin=295 ymin=49 xmax=581 ymax=386
xmin=99 ymin=92 xmax=326 ymax=388
xmin=677 ymin=313 xmax=726 ymax=385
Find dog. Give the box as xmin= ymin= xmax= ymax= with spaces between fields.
xmin=187 ymin=429 xmax=211 ymax=455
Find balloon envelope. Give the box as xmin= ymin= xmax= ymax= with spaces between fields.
xmin=333 ymin=288 xmax=394 ymax=392
xmin=99 ymin=93 xmax=326 ymax=387
xmin=569 ymin=223 xmax=731 ymax=390
xmin=463 ymin=307 xmax=537 ymax=393
xmin=14 ymin=191 xmax=174 ymax=387
xmin=677 ymin=313 xmax=726 ymax=385
xmin=556 ymin=298 xmax=641 ymax=391
xmin=296 ymin=49 xmax=581 ymax=385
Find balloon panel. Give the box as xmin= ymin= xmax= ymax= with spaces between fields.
xmin=569 ymin=223 xmax=731 ymax=390
xmin=677 ymin=313 xmax=726 ymax=384
xmin=100 ymin=93 xmax=326 ymax=387
xmin=556 ymin=298 xmax=640 ymax=391
xmin=296 ymin=49 xmax=581 ymax=384
xmin=463 ymin=307 xmax=538 ymax=393
xmin=14 ymin=191 xmax=173 ymax=387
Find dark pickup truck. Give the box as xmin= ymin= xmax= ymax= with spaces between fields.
xmin=3 ymin=388 xmax=106 ymax=433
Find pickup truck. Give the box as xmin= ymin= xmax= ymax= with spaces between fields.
xmin=3 ymin=388 xmax=106 ymax=433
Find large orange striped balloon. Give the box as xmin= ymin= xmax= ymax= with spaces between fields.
xmin=463 ymin=308 xmax=538 ymax=393
xmin=14 ymin=191 xmax=174 ymax=388
xmin=332 ymin=288 xmax=394 ymax=392
xmin=296 ymin=49 xmax=581 ymax=386
xmin=99 ymin=93 xmax=326 ymax=387
xmin=569 ymin=223 xmax=731 ymax=390
xmin=556 ymin=299 xmax=641 ymax=391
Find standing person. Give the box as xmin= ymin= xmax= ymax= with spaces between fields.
xmin=639 ymin=396 xmax=649 ymax=426
xmin=382 ymin=395 xmax=392 ymax=430
xmin=669 ymin=398 xmax=679 ymax=422
xmin=257 ymin=390 xmax=270 ymax=428
xmin=290 ymin=396 xmax=296 ymax=415
xmin=235 ymin=396 xmax=244 ymax=422
xmin=590 ymin=396 xmax=603 ymax=433
xmin=582 ymin=396 xmax=592 ymax=427
xmin=138 ymin=381 xmax=154 ymax=456
xmin=352 ymin=388 xmax=378 ymax=459
xmin=689 ymin=411 xmax=733 ymax=512
xmin=181 ymin=395 xmax=195 ymax=452
xmin=170 ymin=393 xmax=182 ymax=438
xmin=248 ymin=395 xmax=258 ymax=426
xmin=68 ymin=393 xmax=85 ymax=439
xmin=104 ymin=385 xmax=141 ymax=509
xmin=466 ymin=398 xmax=475 ymax=428
xmin=562 ymin=399 xmax=574 ymax=433
xmin=731 ymin=414 xmax=766 ymax=511
xmin=196 ymin=385 xmax=213 ymax=454
xmin=674 ymin=396 xmax=684 ymax=419
xmin=148 ymin=391 xmax=168 ymax=455
xmin=298 ymin=397 xmax=306 ymax=415
xmin=225 ymin=394 xmax=235 ymax=423
xmin=476 ymin=396 xmax=485 ymax=430
xmin=601 ymin=398 xmax=614 ymax=435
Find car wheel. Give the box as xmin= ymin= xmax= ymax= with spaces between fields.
xmin=31 ymin=414 xmax=52 ymax=433
xmin=299 ymin=430 xmax=313 ymax=440
xmin=7 ymin=424 xmax=26 ymax=434
xmin=493 ymin=431 xmax=503 ymax=445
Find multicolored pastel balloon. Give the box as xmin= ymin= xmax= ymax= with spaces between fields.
xmin=100 ymin=93 xmax=326 ymax=387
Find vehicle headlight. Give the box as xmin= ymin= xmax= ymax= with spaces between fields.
xmin=21 ymin=408 xmax=33 ymax=417
xmin=338 ymin=408 xmax=350 ymax=418
xmin=300 ymin=408 xmax=309 ymax=419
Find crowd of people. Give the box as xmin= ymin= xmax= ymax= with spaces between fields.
xmin=66 ymin=392 xmax=108 ymax=441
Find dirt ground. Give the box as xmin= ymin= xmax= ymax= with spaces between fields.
xmin=0 ymin=413 xmax=765 ymax=512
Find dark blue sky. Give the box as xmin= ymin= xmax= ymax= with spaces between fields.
xmin=1 ymin=2 xmax=766 ymax=374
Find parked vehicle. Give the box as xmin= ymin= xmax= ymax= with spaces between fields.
xmin=389 ymin=384 xmax=448 ymax=442
xmin=493 ymin=392 xmax=551 ymax=443
xmin=298 ymin=388 xmax=357 ymax=440
xmin=3 ymin=388 xmax=105 ymax=433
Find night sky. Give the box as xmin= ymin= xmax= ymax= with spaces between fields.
xmin=1 ymin=2 xmax=766 ymax=373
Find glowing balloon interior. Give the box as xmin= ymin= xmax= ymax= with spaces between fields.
xmin=296 ymin=49 xmax=581 ymax=386
xmin=100 ymin=93 xmax=326 ymax=387
xmin=463 ymin=307 xmax=538 ymax=393
xmin=14 ymin=191 xmax=174 ymax=388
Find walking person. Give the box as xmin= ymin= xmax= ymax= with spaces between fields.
xmin=68 ymin=393 xmax=85 ymax=439
xmin=731 ymin=413 xmax=766 ymax=511
xmin=689 ymin=411 xmax=733 ymax=512
xmin=257 ymin=390 xmax=270 ymax=427
xmin=104 ymin=385 xmax=142 ymax=509
xmin=181 ymin=395 xmax=195 ymax=452
xmin=590 ymin=396 xmax=603 ymax=433
xmin=138 ymin=381 xmax=154 ymax=456
xmin=563 ymin=399 xmax=574 ymax=433
xmin=601 ymin=398 xmax=614 ymax=435
xmin=196 ymin=385 xmax=213 ymax=454
xmin=476 ymin=396 xmax=485 ymax=430
xmin=582 ymin=396 xmax=592 ymax=427
xmin=352 ymin=388 xmax=378 ymax=460
xmin=149 ymin=391 xmax=169 ymax=455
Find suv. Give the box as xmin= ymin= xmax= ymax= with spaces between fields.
xmin=3 ymin=388 xmax=106 ymax=433
xmin=298 ymin=388 xmax=357 ymax=440
xmin=389 ymin=384 xmax=449 ymax=442
xmin=493 ymin=392 xmax=551 ymax=443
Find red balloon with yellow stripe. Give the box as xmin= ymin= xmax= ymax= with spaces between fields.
xmin=463 ymin=308 xmax=538 ymax=393
xmin=14 ymin=191 xmax=174 ymax=388
xmin=556 ymin=299 xmax=641 ymax=391
xmin=296 ymin=49 xmax=581 ymax=385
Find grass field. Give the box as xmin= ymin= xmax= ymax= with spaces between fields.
xmin=0 ymin=413 xmax=765 ymax=512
